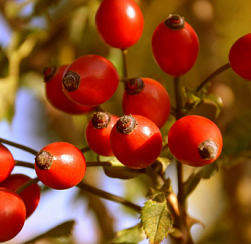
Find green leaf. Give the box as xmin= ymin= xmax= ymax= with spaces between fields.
xmin=22 ymin=220 xmax=75 ymax=244
xmin=151 ymin=157 xmax=171 ymax=175
xmin=186 ymin=93 xmax=223 ymax=121
xmin=111 ymin=224 xmax=146 ymax=244
xmin=140 ymin=195 xmax=173 ymax=244
xmin=184 ymin=162 xmax=219 ymax=198
xmin=103 ymin=158 xmax=145 ymax=179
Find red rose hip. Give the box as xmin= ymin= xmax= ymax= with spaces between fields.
xmin=85 ymin=112 xmax=118 ymax=157
xmin=168 ymin=115 xmax=223 ymax=167
xmin=0 ymin=188 xmax=26 ymax=242
xmin=43 ymin=65 xmax=96 ymax=115
xmin=110 ymin=115 xmax=163 ymax=169
xmin=95 ymin=0 xmax=144 ymax=49
xmin=122 ymin=77 xmax=171 ymax=128
xmin=152 ymin=14 xmax=199 ymax=77
xmin=62 ymin=55 xmax=119 ymax=106
xmin=0 ymin=143 xmax=15 ymax=183
xmin=35 ymin=142 xmax=86 ymax=190
xmin=229 ymin=33 xmax=251 ymax=80
xmin=0 ymin=174 xmax=40 ymax=218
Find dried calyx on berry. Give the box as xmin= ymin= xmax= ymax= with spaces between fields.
xmin=35 ymin=150 xmax=53 ymax=170
xmin=116 ymin=115 xmax=137 ymax=134
xmin=43 ymin=66 xmax=57 ymax=82
xmin=164 ymin=14 xmax=185 ymax=30
xmin=91 ymin=111 xmax=111 ymax=129
xmin=62 ymin=71 xmax=80 ymax=92
xmin=125 ymin=77 xmax=145 ymax=95
xmin=198 ymin=139 xmax=219 ymax=160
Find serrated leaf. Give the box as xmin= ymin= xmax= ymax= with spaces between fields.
xmin=184 ymin=162 xmax=219 ymax=198
xmin=151 ymin=157 xmax=171 ymax=175
xmin=22 ymin=220 xmax=75 ymax=244
xmin=111 ymin=224 xmax=146 ymax=244
xmin=187 ymin=94 xmax=222 ymax=121
xmin=203 ymin=94 xmax=223 ymax=119
xmin=183 ymin=86 xmax=201 ymax=106
xmin=140 ymin=195 xmax=173 ymax=244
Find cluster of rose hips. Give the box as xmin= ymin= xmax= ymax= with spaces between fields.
xmin=1 ymin=0 xmax=251 ymax=242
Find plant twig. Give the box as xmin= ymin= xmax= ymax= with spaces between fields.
xmin=79 ymin=146 xmax=91 ymax=153
xmin=15 ymin=177 xmax=40 ymax=194
xmin=0 ymin=138 xmax=38 ymax=155
xmin=174 ymin=77 xmax=183 ymax=119
xmin=86 ymin=161 xmax=112 ymax=167
xmin=15 ymin=160 xmax=34 ymax=169
xmin=121 ymin=49 xmax=128 ymax=78
xmin=77 ymin=182 xmax=141 ymax=213
xmin=196 ymin=63 xmax=231 ymax=92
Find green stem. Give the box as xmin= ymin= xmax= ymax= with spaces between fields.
xmin=196 ymin=63 xmax=231 ymax=93
xmin=121 ymin=49 xmax=128 ymax=78
xmin=15 ymin=160 xmax=34 ymax=169
xmin=77 ymin=182 xmax=141 ymax=213
xmin=15 ymin=177 xmax=40 ymax=194
xmin=0 ymin=138 xmax=38 ymax=155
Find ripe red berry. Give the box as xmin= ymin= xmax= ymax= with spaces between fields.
xmin=168 ymin=115 xmax=223 ymax=167
xmin=0 ymin=143 xmax=15 ymax=183
xmin=110 ymin=115 xmax=163 ymax=169
xmin=122 ymin=77 xmax=171 ymax=128
xmin=43 ymin=65 xmax=96 ymax=115
xmin=152 ymin=14 xmax=199 ymax=77
xmin=62 ymin=55 xmax=119 ymax=106
xmin=0 ymin=174 xmax=40 ymax=218
xmin=34 ymin=142 xmax=86 ymax=190
xmin=229 ymin=33 xmax=251 ymax=80
xmin=85 ymin=112 xmax=118 ymax=157
xmin=95 ymin=0 xmax=144 ymax=49
xmin=0 ymin=188 xmax=26 ymax=242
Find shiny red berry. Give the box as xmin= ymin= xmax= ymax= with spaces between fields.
xmin=85 ymin=112 xmax=118 ymax=157
xmin=168 ymin=115 xmax=223 ymax=167
xmin=43 ymin=65 xmax=96 ymax=115
xmin=122 ymin=77 xmax=171 ymax=128
xmin=0 ymin=188 xmax=26 ymax=242
xmin=95 ymin=0 xmax=144 ymax=49
xmin=229 ymin=33 xmax=251 ymax=80
xmin=152 ymin=14 xmax=199 ymax=77
xmin=35 ymin=142 xmax=86 ymax=190
xmin=0 ymin=143 xmax=15 ymax=183
xmin=62 ymin=55 xmax=119 ymax=106
xmin=110 ymin=115 xmax=163 ymax=169
xmin=0 ymin=174 xmax=40 ymax=218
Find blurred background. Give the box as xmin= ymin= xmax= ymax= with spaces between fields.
xmin=1 ymin=0 xmax=251 ymax=243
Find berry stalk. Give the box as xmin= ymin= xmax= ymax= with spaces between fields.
xmin=173 ymin=77 xmax=195 ymax=244
xmin=196 ymin=62 xmax=231 ymax=92
xmin=15 ymin=177 xmax=40 ymax=195
xmin=121 ymin=49 xmax=128 ymax=78
xmin=77 ymin=182 xmax=141 ymax=213
xmin=0 ymin=138 xmax=38 ymax=155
